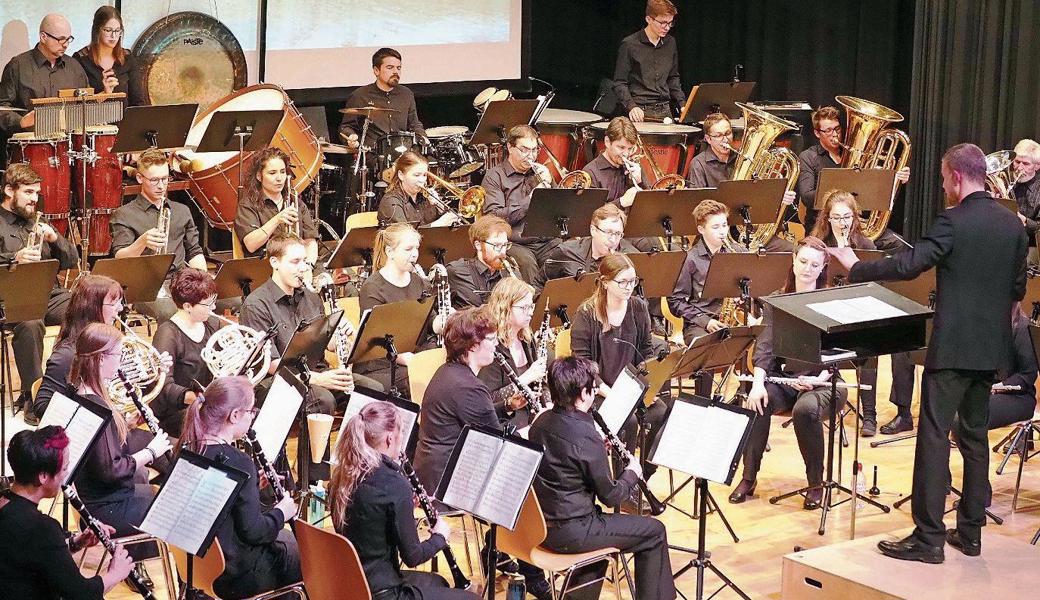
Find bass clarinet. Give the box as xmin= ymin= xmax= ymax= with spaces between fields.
xmin=244 ymin=428 xmax=297 ymax=527
xmin=590 ymin=409 xmax=666 ymax=516
xmin=398 ymin=452 xmax=471 ymax=590
xmin=493 ymin=350 xmax=544 ymax=420
xmin=62 ymin=484 xmax=156 ymax=600
xmin=115 ymin=370 xmax=173 ymax=464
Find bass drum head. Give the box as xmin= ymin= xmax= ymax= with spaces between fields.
xmin=132 ymin=11 xmax=248 ymax=112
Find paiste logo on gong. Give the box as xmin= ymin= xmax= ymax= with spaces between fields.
xmin=183 ymin=38 xmax=205 ymax=45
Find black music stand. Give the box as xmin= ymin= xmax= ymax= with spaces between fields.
xmin=532 ymin=273 xmax=598 ymax=329
xmin=626 ymin=189 xmax=716 ymax=250
xmin=347 ymin=299 xmax=434 ymax=399
xmin=195 ymin=110 xmax=284 ymax=213
xmin=471 ymin=99 xmax=541 ymax=146
xmin=701 ymin=252 xmax=791 ymax=329
xmin=416 ymin=224 xmax=473 ymax=270
xmin=325 ymin=225 xmax=380 ymax=272
xmin=763 ymin=283 xmax=931 ymax=535
xmin=524 ymin=188 xmax=607 ymax=239
xmin=814 ymin=169 xmax=898 ymax=211
xmin=679 ymin=82 xmax=756 ymax=124
xmin=715 ymin=179 xmax=788 ymax=247
xmin=91 ymin=254 xmax=175 ymax=305
xmin=112 ymin=104 xmax=199 ymax=152
xmin=626 ymin=251 xmax=686 ymax=299
xmin=213 ymin=256 xmax=273 ymax=299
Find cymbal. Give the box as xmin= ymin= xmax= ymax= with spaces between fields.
xmin=320 ymin=142 xmax=356 ymax=155
xmin=339 ymin=106 xmax=400 ymax=115
xmin=0 ymin=106 xmax=27 ymax=113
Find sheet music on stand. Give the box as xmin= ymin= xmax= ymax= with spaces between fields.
xmin=648 ymin=395 xmax=755 ymax=485
xmin=38 ymin=391 xmax=112 ymax=485
xmin=139 ymin=450 xmax=249 ymax=557
xmin=251 ymin=368 xmax=307 ymax=459
xmin=435 ymin=424 xmax=544 ymax=530
xmin=595 ymin=365 xmax=649 ymax=437
xmin=331 ymin=385 xmax=420 ymax=464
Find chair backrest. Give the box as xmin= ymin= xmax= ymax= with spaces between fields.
xmin=408 ymin=347 xmax=447 ymax=405
xmin=295 ymin=520 xmax=371 ymax=600
xmin=31 ymin=377 xmax=42 ymax=400
xmin=170 ymin=540 xmax=227 ymax=598
xmin=336 ymin=296 xmax=362 ymax=330
xmin=659 ymin=297 xmax=685 ymax=346
xmin=554 ymin=328 xmax=572 ymax=358
xmin=345 ymin=211 xmax=378 ymax=233
xmin=496 ymin=490 xmax=547 ymax=565
xmin=230 ymin=229 xmax=245 ymax=260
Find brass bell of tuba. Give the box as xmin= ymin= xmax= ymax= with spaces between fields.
xmin=985 ymin=150 xmax=1020 ymax=201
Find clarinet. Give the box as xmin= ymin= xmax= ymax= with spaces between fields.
xmin=62 ymin=484 xmax=156 ymax=600
xmin=493 ymin=350 xmax=543 ymax=420
xmin=590 ymin=410 xmax=666 ymax=516
xmin=531 ymin=312 xmax=553 ymax=398
xmin=244 ymin=428 xmax=297 ymax=526
xmin=398 ymin=452 xmax=471 ymax=590
xmin=116 ymin=371 xmax=174 ymax=464
xmin=435 ymin=267 xmax=451 ymax=346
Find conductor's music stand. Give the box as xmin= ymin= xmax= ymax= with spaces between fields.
xmin=532 ymin=273 xmax=598 ymax=329
xmin=679 ymin=81 xmax=757 ymax=124
xmin=347 ymin=298 xmax=434 ymax=399
xmin=416 ymin=224 xmax=473 ymax=270
xmin=213 ymin=256 xmax=272 ymax=299
xmin=471 ymin=99 xmax=541 ymax=146
xmin=715 ymin=179 xmax=788 ymax=247
xmin=626 ymin=189 xmax=716 ymax=250
xmin=523 ymin=188 xmax=607 ymax=239
xmin=91 ymin=254 xmax=175 ymax=305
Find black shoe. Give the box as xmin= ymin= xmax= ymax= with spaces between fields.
xmin=880 ymin=415 xmax=914 ymax=435
xmin=480 ymin=547 xmax=518 ymax=575
xmin=945 ymin=529 xmax=981 ymax=557
xmin=525 ymin=576 xmax=553 ymax=600
xmin=728 ymin=479 xmax=757 ymax=504
xmin=803 ymin=487 xmax=823 ymax=510
xmin=23 ymin=409 xmax=40 ymax=426
xmin=861 ymin=418 xmax=877 ymax=438
xmin=877 ymin=535 xmax=944 ymax=564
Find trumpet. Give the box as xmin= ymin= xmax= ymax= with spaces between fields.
xmin=156 ymin=199 xmax=171 ymax=254
xmin=24 ymin=212 xmax=45 ymax=255
xmin=425 ymin=170 xmax=485 ymax=221
xmin=202 ymin=313 xmax=273 ymax=385
xmin=285 ymin=184 xmax=302 ymax=238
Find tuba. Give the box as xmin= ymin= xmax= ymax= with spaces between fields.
xmin=426 ymin=170 xmax=485 ymax=221
xmin=201 ymin=314 xmax=273 ymax=384
xmin=985 ymin=150 xmax=1020 ymax=201
xmin=728 ymin=102 xmax=800 ymax=251
xmin=835 ymin=96 xmax=912 ymax=240
xmin=110 ymin=319 xmax=168 ymax=415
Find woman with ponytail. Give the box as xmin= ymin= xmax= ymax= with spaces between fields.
xmin=330 ymin=401 xmax=477 ymax=600
xmin=178 ymin=376 xmax=301 ymax=599
xmin=377 ymin=151 xmax=456 ymax=227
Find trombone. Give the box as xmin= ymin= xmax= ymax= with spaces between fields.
xmin=425 ymin=170 xmax=486 ymax=222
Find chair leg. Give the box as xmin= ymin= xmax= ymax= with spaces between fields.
xmin=618 ymin=552 xmax=636 ymax=598
xmin=157 ymin=540 xmax=177 ymax=600
xmin=611 ymin=556 xmax=624 ymax=600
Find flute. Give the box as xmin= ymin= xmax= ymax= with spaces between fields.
xmin=590 ymin=410 xmax=666 ymax=516
xmin=735 ymin=374 xmax=872 ymax=390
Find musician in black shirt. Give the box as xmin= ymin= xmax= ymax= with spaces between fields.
xmin=0 ymin=426 xmax=133 ymax=600
xmin=446 ymin=215 xmax=511 ymax=308
xmin=1012 ymin=139 xmax=1040 ymax=253
xmin=611 ymin=0 xmax=683 ymax=123
xmin=580 ymin=117 xmax=642 ymax=207
xmin=530 ymin=356 xmax=676 ymax=600
xmin=234 ymin=147 xmax=320 ymax=262
xmin=377 ymin=151 xmax=456 ymax=227
xmin=72 ymin=6 xmax=146 ymax=106
xmin=544 ymin=203 xmax=638 ymax=281
xmin=339 ymin=48 xmax=426 ymax=150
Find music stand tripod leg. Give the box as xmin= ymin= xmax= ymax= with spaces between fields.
xmin=671 ymin=478 xmax=751 ymax=600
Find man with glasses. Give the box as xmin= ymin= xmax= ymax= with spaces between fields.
xmin=0 ymin=14 xmax=89 ymax=139
xmin=447 ymin=215 xmax=513 ymax=308
xmin=482 ymin=124 xmax=559 ymax=284
xmin=110 ymin=148 xmax=208 ymax=323
xmin=687 ymin=113 xmax=738 ymax=188
xmin=544 ymin=203 xmax=638 ymax=281
xmin=612 ymin=0 xmax=684 ymax=123
xmin=1011 ymin=139 xmax=1040 ymax=263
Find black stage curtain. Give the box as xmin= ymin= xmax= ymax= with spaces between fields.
xmin=904 ymin=0 xmax=1040 ymax=240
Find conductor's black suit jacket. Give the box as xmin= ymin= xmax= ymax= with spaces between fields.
xmin=849 ymin=191 xmax=1028 ymax=371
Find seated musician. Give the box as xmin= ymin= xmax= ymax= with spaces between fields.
xmin=611 ymin=0 xmax=683 ymax=124
xmin=34 ymin=275 xmax=124 ymax=420
xmin=446 ymin=215 xmax=512 ymax=308
xmin=1012 ymin=139 xmax=1040 ymax=258
xmin=530 ymin=356 xmax=676 ymax=600
xmin=330 ymin=401 xmax=479 ymax=600
xmin=686 ymin=113 xmax=737 ymax=188
xmin=0 ymin=13 xmax=89 ymax=135
xmin=729 ymin=237 xmax=844 ymax=508
xmin=69 ymin=323 xmax=172 ymax=594
xmin=338 ymin=47 xmax=426 ymax=151
xmin=1 ymin=163 xmax=77 ymax=425
xmin=413 ymin=308 xmax=551 ymax=597
xmin=580 ymin=116 xmax=643 ymax=208
xmin=0 ymin=426 xmax=134 ymax=599
xmin=377 ymin=150 xmax=458 ymax=227
xmin=178 ymin=376 xmax=302 ymax=599
xmin=478 ymin=277 xmax=551 ymax=429
xmin=110 ymin=147 xmax=208 ymax=323
xmin=234 ymin=147 xmax=320 ymax=263
xmin=72 ymin=6 xmax=146 ymax=106
xmin=150 ymin=268 xmax=225 ymax=436
xmin=481 ymin=124 xmax=559 ymax=284
xmin=544 ymin=203 xmax=639 ymax=281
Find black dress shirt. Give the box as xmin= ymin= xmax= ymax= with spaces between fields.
xmin=338 ymin=83 xmax=426 ymax=148
xmin=668 ymin=237 xmax=747 ymax=330
xmin=413 ymin=362 xmax=501 ymax=491
xmin=482 ymin=160 xmax=543 ymax=242
xmin=1014 ymin=175 xmax=1040 ymax=239
xmin=529 ymin=407 xmax=639 ymax=521
xmin=110 ymin=195 xmax=203 ymax=276
xmin=796 ymin=144 xmax=841 ymax=233
xmin=72 ymin=390 xmax=140 ymax=505
xmin=0 ymin=204 xmax=79 ymax=269
xmin=234 ymin=196 xmax=319 ymax=258
xmin=478 ymin=340 xmax=551 ymax=420
xmin=0 ymin=491 xmax=105 ymax=600
xmin=71 ymin=47 xmax=147 ymax=106
xmin=543 ymin=237 xmax=639 ymax=281
xmin=34 ymin=339 xmax=75 ymax=416
xmin=240 ymin=278 xmax=325 ymax=362
xmin=611 ymin=30 xmax=684 ymax=113
xmin=446 ymin=256 xmax=502 ymax=308
xmin=151 ymin=318 xmax=223 ymax=428
xmin=571 ymin=296 xmax=658 ymax=386
xmin=0 ymin=46 xmax=90 ymax=135
xmin=582 ymin=154 xmax=631 ymax=205
xmin=376 ymin=186 xmax=442 ymax=226
xmin=686 ymin=148 xmax=736 ymax=188
xmin=340 ymin=456 xmax=446 ymax=594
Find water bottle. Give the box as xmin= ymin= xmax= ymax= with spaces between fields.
xmin=853 ymin=462 xmax=866 ymax=511
xmin=506 ymin=574 xmax=526 ymax=600
xmin=309 ymin=482 xmax=327 ymax=525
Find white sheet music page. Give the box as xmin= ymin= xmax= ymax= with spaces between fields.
xmin=252 ymin=374 xmax=304 ymax=459
xmin=441 ymin=429 xmax=501 ymax=514
xmin=140 ymin=460 xmax=240 ymax=554
xmin=806 ymin=296 xmax=907 ymax=325
xmin=651 ymin=401 xmax=750 ymax=484
xmin=474 ymin=442 xmax=541 ymax=529
xmin=597 ymin=368 xmax=644 ymax=436
xmin=40 ymin=392 xmax=107 ymax=485
xmin=332 ymin=391 xmax=417 ymax=465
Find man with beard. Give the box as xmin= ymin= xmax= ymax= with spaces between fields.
xmin=446 ymin=215 xmax=514 ymax=308
xmin=339 ymin=47 xmax=426 ymax=151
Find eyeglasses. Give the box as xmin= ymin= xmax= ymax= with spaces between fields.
xmin=513 ymin=303 xmax=536 ymax=313
xmin=143 ymin=176 xmax=170 ymax=185
xmin=816 ymin=125 xmax=842 ymax=135
xmin=513 ymin=145 xmax=539 ymax=157
xmin=483 ymin=240 xmax=512 ymax=252
xmin=828 ymin=214 xmax=855 ymax=222
xmin=593 ymin=224 xmax=625 ymax=239
xmin=650 ymin=17 xmax=676 ymax=28
xmin=707 ymin=130 xmax=734 ymax=140
xmin=101 ymin=27 xmax=123 ymax=36
xmin=42 ymin=31 xmax=74 ymax=45
xmin=613 ymin=277 xmax=640 ymax=289
xmin=197 ymin=299 xmax=218 ymax=308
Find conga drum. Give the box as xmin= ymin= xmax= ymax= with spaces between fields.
xmin=72 ymin=125 xmax=122 ymax=255
xmin=535 ymin=109 xmax=603 ymax=180
xmin=7 ymin=133 xmax=71 ymax=235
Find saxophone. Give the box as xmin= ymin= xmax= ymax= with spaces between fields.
xmin=716 ymin=238 xmax=747 ymax=328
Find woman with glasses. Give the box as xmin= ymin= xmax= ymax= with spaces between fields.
xmin=73 ymin=6 xmax=146 ymax=105
xmin=810 ymin=189 xmax=875 ymax=249
xmin=151 ymin=268 xmax=226 ymax=436
xmin=178 ymin=376 xmax=301 ymax=599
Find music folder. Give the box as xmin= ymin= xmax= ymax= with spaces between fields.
xmin=594 ymin=365 xmax=649 ymax=437
xmin=139 ymin=450 xmax=249 ymax=557
xmin=435 ymin=424 xmax=544 ymax=530
xmin=38 ymin=391 xmax=112 ymax=485
xmin=281 ymin=310 xmax=343 ymax=367
xmin=648 ymin=395 xmax=755 ymax=486
xmin=332 ymin=386 xmax=421 ymax=464
xmin=251 ymin=367 xmax=308 ymax=460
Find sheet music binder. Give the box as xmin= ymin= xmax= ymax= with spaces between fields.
xmin=138 ymin=450 xmax=249 ymax=557
xmin=38 ymin=391 xmax=112 ymax=485
xmin=435 ymin=424 xmax=544 ymax=530
xmin=331 ymin=386 xmax=421 ymax=464
xmin=594 ymin=365 xmax=649 ymax=437
xmin=251 ymin=368 xmax=307 ymax=460
xmin=648 ymin=395 xmax=756 ymax=486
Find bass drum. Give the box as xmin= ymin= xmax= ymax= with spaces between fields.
xmin=131 ymin=11 xmax=248 ymax=112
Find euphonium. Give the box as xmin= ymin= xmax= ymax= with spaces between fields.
xmin=201 ymin=313 xmax=273 ymax=385
xmin=25 ymin=212 xmax=45 ymax=254
xmin=728 ymin=102 xmax=801 ymax=251
xmin=985 ymin=150 xmax=1021 ymax=201
xmin=835 ymin=96 xmax=911 ymax=240
xmin=156 ymin=199 xmax=171 ymax=254
xmin=110 ymin=318 xmax=168 ymax=415
xmin=634 ymin=133 xmax=686 ymax=190
xmin=426 ymin=170 xmax=485 ymax=221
